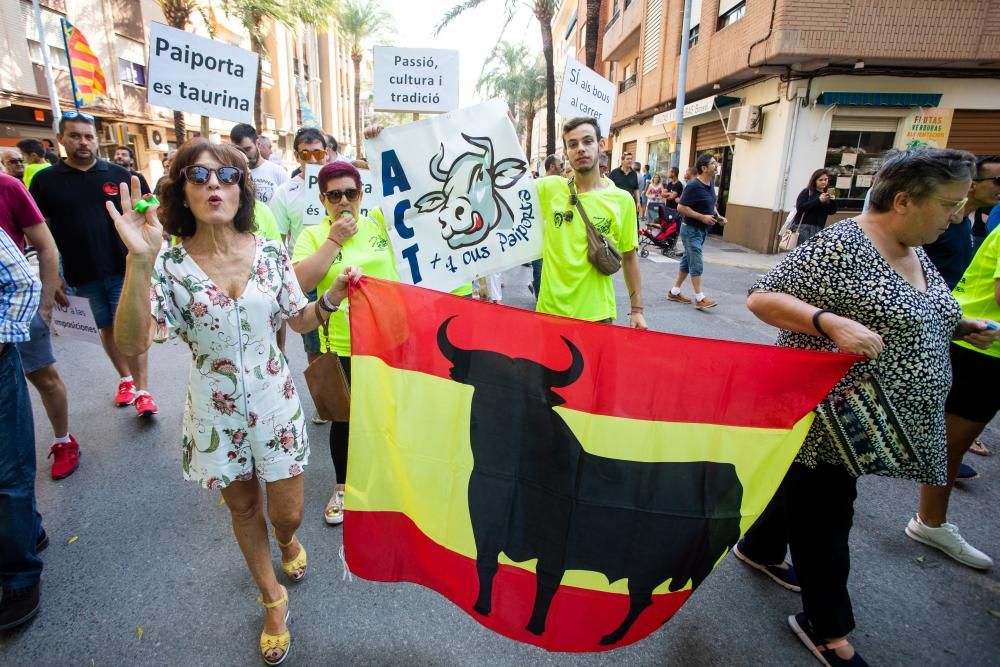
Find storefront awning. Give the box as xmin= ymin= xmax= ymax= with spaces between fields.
xmin=817 ymin=92 xmax=942 ymax=107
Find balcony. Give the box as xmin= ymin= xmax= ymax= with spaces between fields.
xmin=618 ymin=73 xmax=637 ymax=94
xmin=602 ymin=0 xmax=643 ymax=63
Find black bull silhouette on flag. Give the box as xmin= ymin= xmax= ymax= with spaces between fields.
xmin=437 ymin=317 xmax=744 ymax=646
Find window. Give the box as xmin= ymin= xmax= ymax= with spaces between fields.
xmin=824 ymin=117 xmax=900 ymax=207
xmin=116 ymin=36 xmax=146 ymax=87
xmin=688 ymin=25 xmax=700 ymax=48
xmin=642 ymin=0 xmax=663 ymax=74
xmin=21 ymin=1 xmax=66 ymax=67
xmin=717 ymin=1 xmax=746 ymax=30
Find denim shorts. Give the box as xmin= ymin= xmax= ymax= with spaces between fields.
xmin=15 ymin=313 xmax=56 ymax=374
xmin=72 ymin=274 xmax=124 ymax=329
xmin=679 ymin=223 xmax=708 ymax=277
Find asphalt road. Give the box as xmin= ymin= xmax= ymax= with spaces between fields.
xmin=2 ymin=257 xmax=998 ymax=666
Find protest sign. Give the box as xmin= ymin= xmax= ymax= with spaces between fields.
xmin=367 ymin=100 xmax=542 ymax=292
xmin=51 ymin=296 xmax=101 ymax=346
xmin=373 ymin=46 xmax=459 ymax=113
xmin=147 ymin=22 xmax=259 ymax=124
xmin=557 ymin=57 xmax=616 ymax=137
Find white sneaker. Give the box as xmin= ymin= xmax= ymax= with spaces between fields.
xmin=324 ymin=490 xmax=345 ymax=526
xmin=311 ymin=413 xmax=329 ymax=425
xmin=905 ymin=514 xmax=993 ymax=570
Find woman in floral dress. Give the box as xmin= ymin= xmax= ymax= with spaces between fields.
xmin=109 ymin=139 xmax=360 ymax=666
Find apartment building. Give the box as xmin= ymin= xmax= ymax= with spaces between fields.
xmin=603 ymin=0 xmax=1000 ymax=251
xmin=0 ymin=0 xmax=359 ymax=183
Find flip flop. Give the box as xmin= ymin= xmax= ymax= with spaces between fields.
xmin=969 ymin=439 xmax=990 ymax=457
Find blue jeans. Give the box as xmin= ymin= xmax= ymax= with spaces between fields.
xmin=530 ymin=259 xmax=543 ymax=299
xmin=73 ymin=274 xmax=125 ymax=329
xmin=0 ymin=345 xmax=42 ymax=592
xmin=302 ymin=289 xmax=321 ymax=354
xmin=679 ymin=223 xmax=708 ymax=277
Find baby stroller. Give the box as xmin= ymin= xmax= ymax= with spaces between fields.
xmin=639 ymin=206 xmax=681 ymax=258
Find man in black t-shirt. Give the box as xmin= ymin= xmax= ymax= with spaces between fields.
xmin=609 ymin=151 xmax=640 ymax=211
xmin=112 ymin=145 xmax=151 ymax=193
xmin=30 ymin=113 xmax=158 ymax=418
xmin=664 ymin=166 xmax=684 ymax=210
xmin=669 ymin=153 xmax=727 ymax=310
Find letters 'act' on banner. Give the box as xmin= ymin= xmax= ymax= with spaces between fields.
xmin=556 ymin=57 xmax=617 ymax=139
xmin=366 ymin=101 xmax=542 ymax=293
xmin=343 ymin=277 xmax=858 ymax=652
xmin=146 ymin=22 xmax=259 ymax=125
xmin=372 ymin=46 xmax=460 ymax=114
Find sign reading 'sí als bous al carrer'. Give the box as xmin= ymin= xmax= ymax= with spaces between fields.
xmin=556 ymin=56 xmax=616 ymax=138
xmin=146 ymin=22 xmax=259 ymax=125
xmin=373 ymin=46 xmax=459 ymax=114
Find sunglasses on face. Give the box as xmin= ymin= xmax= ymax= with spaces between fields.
xmin=62 ymin=110 xmax=95 ymax=122
xmin=973 ymin=176 xmax=1000 ymax=186
xmin=321 ymin=188 xmax=361 ymax=202
xmin=5 ymin=159 xmax=24 ymax=165
xmin=932 ymin=195 xmax=969 ymax=213
xmin=182 ymin=165 xmax=243 ymax=185
xmin=297 ymin=149 xmax=326 ymax=162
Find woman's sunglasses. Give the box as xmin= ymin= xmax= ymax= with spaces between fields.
xmin=297 ymin=149 xmax=326 ymax=162
xmin=321 ymin=188 xmax=361 ymax=202
xmin=182 ymin=165 xmax=243 ymax=185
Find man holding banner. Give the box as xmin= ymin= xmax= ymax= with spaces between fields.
xmin=535 ymin=117 xmax=646 ymax=328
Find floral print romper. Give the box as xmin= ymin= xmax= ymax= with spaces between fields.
xmin=151 ymin=235 xmax=309 ymax=489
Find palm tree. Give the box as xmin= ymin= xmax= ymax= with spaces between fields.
xmin=437 ymin=0 xmax=559 ymax=157
xmin=335 ymin=0 xmax=392 ymax=158
xmin=477 ymin=42 xmax=531 ymax=117
xmin=584 ymin=0 xmax=602 ymax=70
xmin=518 ymin=57 xmax=546 ymax=161
xmin=157 ymin=0 xmax=202 ymax=142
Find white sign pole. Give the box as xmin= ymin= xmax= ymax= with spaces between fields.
xmin=147 ymin=22 xmax=259 ymax=125
xmin=556 ymin=56 xmax=617 ymax=138
xmin=372 ymin=46 xmax=459 ymax=114
xmin=50 ymin=296 xmax=101 ymax=346
xmin=367 ymin=101 xmax=542 ymax=292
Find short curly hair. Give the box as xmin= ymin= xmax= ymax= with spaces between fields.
xmin=158 ymin=139 xmax=256 ymax=238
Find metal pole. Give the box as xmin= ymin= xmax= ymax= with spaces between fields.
xmin=672 ymin=0 xmax=693 ymax=170
xmin=32 ymin=0 xmax=62 ymax=134
xmin=58 ymin=18 xmax=81 ymax=111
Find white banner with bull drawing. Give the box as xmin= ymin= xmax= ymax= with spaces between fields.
xmin=366 ymin=100 xmax=542 ymax=292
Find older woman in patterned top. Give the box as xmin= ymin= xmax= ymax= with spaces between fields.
xmin=109 ymin=139 xmax=361 ymax=666
xmin=729 ymin=149 xmax=1000 ymax=667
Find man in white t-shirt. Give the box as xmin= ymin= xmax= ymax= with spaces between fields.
xmin=269 ymin=128 xmax=330 ymax=251
xmin=230 ymin=123 xmax=288 ymax=203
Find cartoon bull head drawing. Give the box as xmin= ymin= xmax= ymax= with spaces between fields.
xmin=414 ymin=134 xmax=527 ymax=250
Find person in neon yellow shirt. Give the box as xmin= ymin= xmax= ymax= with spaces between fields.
xmin=908 ymin=223 xmax=1000 ymax=569
xmin=17 ymin=139 xmax=50 ymax=190
xmin=534 ymin=117 xmax=647 ymax=328
xmin=291 ymin=161 xmax=398 ymax=526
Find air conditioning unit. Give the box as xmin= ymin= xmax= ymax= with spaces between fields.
xmin=101 ymin=122 xmax=129 ymax=145
xmin=146 ymin=126 xmax=169 ymax=151
xmin=728 ymin=105 xmax=762 ymax=135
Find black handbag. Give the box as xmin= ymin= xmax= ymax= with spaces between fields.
xmin=813 ymin=366 xmax=925 ymax=479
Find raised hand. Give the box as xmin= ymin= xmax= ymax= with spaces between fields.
xmin=328 ymin=213 xmax=358 ymax=245
xmin=105 ymin=175 xmax=163 ymax=259
xmin=324 ymin=266 xmax=363 ymax=305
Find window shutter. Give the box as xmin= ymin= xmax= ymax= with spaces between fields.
xmin=642 ymin=0 xmax=663 ymax=74
xmin=830 ymin=116 xmax=900 ymax=132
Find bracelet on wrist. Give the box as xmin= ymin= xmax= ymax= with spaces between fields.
xmin=319 ymin=292 xmax=339 ymax=313
xmin=630 ymin=306 xmax=644 ymax=313
xmin=812 ymin=309 xmax=833 ymax=339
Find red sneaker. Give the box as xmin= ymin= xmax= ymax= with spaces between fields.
xmin=134 ymin=393 xmax=159 ymax=417
xmin=48 ymin=436 xmax=80 ymax=480
xmin=114 ymin=379 xmax=137 ymax=407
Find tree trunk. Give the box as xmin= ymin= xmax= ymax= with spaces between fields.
xmin=173 ymin=110 xmax=186 ymax=146
xmin=524 ymin=108 xmax=536 ymax=161
xmin=536 ymin=7 xmax=556 ymax=156
xmin=353 ymin=53 xmax=363 ymax=159
xmin=585 ymin=0 xmax=601 ymax=70
xmin=253 ymin=34 xmax=264 ymax=131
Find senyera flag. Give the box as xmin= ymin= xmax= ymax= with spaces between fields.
xmin=60 ymin=19 xmax=108 ymax=106
xmin=345 ymin=278 xmax=857 ymax=652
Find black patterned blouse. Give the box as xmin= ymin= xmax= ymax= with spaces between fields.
xmin=751 ymin=218 xmax=962 ymax=484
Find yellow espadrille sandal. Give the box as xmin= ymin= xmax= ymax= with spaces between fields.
xmin=277 ymin=535 xmax=308 ymax=583
xmin=257 ymin=585 xmax=290 ymax=666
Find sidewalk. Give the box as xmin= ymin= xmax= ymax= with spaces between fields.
xmin=701 ymin=234 xmax=784 ymax=271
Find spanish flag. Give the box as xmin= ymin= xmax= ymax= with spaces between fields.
xmin=345 ymin=278 xmax=856 ymax=652
xmin=60 ymin=19 xmax=107 ymax=106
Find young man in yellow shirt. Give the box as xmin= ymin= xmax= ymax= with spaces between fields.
xmin=534 ymin=117 xmax=647 ymax=328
